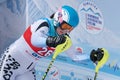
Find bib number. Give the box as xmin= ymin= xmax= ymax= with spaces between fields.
xmin=37 ymin=47 xmax=54 ymax=56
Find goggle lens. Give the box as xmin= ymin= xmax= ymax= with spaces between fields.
xmin=60 ymin=21 xmax=73 ymax=31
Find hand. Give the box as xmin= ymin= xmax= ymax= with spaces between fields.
xmin=46 ymin=35 xmax=66 ymax=47
xmin=90 ymin=48 xmax=104 ymax=63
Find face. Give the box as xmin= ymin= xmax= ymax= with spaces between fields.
xmin=56 ymin=27 xmax=69 ymax=35
xmin=56 ymin=21 xmax=73 ymax=35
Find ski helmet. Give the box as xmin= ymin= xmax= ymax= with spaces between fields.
xmin=53 ymin=5 xmax=79 ymax=29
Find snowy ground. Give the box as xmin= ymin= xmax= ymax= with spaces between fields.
xmin=35 ymin=57 xmax=120 ymax=80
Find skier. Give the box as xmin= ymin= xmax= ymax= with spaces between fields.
xmin=0 ymin=5 xmax=79 ymax=80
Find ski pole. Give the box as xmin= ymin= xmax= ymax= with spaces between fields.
xmin=42 ymin=35 xmax=72 ymax=80
xmin=94 ymin=72 xmax=97 ymax=80
xmin=93 ymin=48 xmax=109 ymax=80
xmin=42 ymin=58 xmax=55 ymax=80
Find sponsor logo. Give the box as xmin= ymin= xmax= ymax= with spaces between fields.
xmin=78 ymin=0 xmax=104 ymax=34
xmin=25 ymin=50 xmax=42 ymax=60
xmin=32 ymin=52 xmax=42 ymax=59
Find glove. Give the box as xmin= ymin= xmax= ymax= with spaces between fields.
xmin=90 ymin=48 xmax=104 ymax=63
xmin=46 ymin=35 xmax=66 ymax=47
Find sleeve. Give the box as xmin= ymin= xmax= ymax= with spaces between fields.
xmin=65 ymin=45 xmax=89 ymax=61
xmin=31 ymin=22 xmax=49 ymax=47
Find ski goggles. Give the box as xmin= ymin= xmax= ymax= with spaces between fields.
xmin=58 ymin=8 xmax=73 ymax=31
xmin=59 ymin=21 xmax=73 ymax=31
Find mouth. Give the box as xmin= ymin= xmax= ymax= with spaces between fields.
xmin=60 ymin=31 xmax=63 ymax=34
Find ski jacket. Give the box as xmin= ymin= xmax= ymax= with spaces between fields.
xmin=22 ymin=18 xmax=57 ymax=59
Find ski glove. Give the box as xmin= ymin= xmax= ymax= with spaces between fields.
xmin=46 ymin=35 xmax=66 ymax=47
xmin=90 ymin=48 xmax=104 ymax=63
